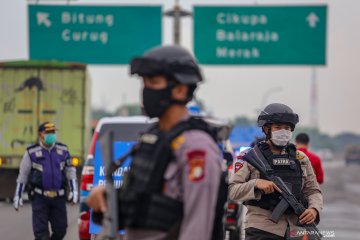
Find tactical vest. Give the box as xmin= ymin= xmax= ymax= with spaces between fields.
xmin=117 ymin=117 xmax=226 ymax=239
xmin=246 ymin=142 xmax=308 ymax=213
xmin=27 ymin=143 xmax=69 ymax=191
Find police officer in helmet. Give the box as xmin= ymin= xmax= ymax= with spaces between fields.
xmin=13 ymin=122 xmax=78 ymax=240
xmin=88 ymin=45 xmax=225 ymax=240
xmin=229 ymin=103 xmax=323 ymax=240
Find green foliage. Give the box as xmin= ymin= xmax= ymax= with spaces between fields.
xmin=333 ymin=133 xmax=360 ymax=151
xmin=233 ymin=116 xmax=256 ymax=125
xmin=92 ymin=103 xmax=142 ymax=121
xmin=116 ymin=104 xmax=142 ymax=116
xmin=92 ymin=108 xmax=114 ymax=120
xmin=232 ymin=115 xmax=360 ymax=152
xmin=293 ymin=127 xmax=334 ymax=150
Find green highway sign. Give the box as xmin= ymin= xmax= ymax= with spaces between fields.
xmin=194 ymin=6 xmax=327 ymax=65
xmin=29 ymin=5 xmax=162 ymax=64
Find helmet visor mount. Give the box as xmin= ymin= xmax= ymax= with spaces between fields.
xmin=130 ymin=57 xmax=202 ymax=84
xmin=258 ymin=113 xmax=299 ymax=130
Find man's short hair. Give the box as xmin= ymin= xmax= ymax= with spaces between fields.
xmin=295 ymin=133 xmax=310 ymax=145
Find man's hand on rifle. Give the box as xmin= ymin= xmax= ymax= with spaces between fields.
xmin=255 ymin=179 xmax=282 ymax=194
xmin=299 ymin=208 xmax=318 ymax=225
xmin=87 ymin=186 xmax=107 ymax=213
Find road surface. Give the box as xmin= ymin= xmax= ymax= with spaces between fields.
xmin=0 ymin=159 xmax=359 ymax=239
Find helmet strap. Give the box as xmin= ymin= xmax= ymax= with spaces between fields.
xmin=263 ymin=126 xmax=272 ymax=140
xmin=169 ymin=99 xmax=188 ymax=105
xmin=166 ymin=77 xmax=195 ymax=104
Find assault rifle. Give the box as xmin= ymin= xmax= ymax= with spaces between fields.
xmin=98 ymin=130 xmax=119 ymax=240
xmin=98 ymin=130 xmax=134 ymax=240
xmin=242 ymin=145 xmax=322 ymax=240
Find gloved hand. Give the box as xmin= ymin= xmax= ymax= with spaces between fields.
xmin=68 ymin=179 xmax=78 ymax=204
xmin=13 ymin=195 xmax=23 ymax=211
xmin=13 ymin=183 xmax=24 ymax=211
xmin=68 ymin=190 xmax=78 ymax=203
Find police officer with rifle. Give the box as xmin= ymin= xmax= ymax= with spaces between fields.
xmin=229 ymin=103 xmax=323 ymax=240
xmin=87 ymin=45 xmax=226 ymax=240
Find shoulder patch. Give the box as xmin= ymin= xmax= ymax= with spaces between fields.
xmin=296 ymin=150 xmax=305 ymax=160
xmin=234 ymin=150 xmax=247 ymax=173
xmin=234 ymin=162 xmax=244 ymax=173
xmin=171 ymin=135 xmax=185 ymax=151
xmin=187 ymin=150 xmax=206 ymax=182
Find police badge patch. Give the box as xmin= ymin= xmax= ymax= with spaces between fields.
xmin=234 ymin=161 xmax=243 ymax=173
xmin=187 ymin=150 xmax=206 ymax=182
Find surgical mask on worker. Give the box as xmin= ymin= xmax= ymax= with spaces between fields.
xmin=44 ymin=133 xmax=57 ymax=146
xmin=271 ymin=129 xmax=292 ymax=147
xmin=142 ymin=86 xmax=173 ymax=118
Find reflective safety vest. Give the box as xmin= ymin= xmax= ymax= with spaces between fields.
xmin=27 ymin=143 xmax=69 ymax=191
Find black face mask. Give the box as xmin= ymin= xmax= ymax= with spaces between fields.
xmin=142 ymin=86 xmax=173 ymax=118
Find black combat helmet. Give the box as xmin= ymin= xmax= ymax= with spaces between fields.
xmin=258 ymin=103 xmax=299 ymax=131
xmin=130 ymin=45 xmax=203 ymax=85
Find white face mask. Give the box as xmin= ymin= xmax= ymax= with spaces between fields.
xmin=271 ymin=129 xmax=292 ymax=147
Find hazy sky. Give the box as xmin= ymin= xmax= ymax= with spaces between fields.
xmin=1 ymin=0 xmax=359 ymax=135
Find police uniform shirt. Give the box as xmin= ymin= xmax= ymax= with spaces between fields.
xmin=125 ymin=129 xmax=222 ymax=240
xmin=228 ymin=149 xmax=323 ymax=237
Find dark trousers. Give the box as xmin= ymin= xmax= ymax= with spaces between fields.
xmin=32 ymin=194 xmax=68 ymax=240
xmin=245 ymin=227 xmax=286 ymax=240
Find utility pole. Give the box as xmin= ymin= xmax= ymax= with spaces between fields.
xmin=261 ymin=87 xmax=282 ymax=109
xmin=164 ymin=0 xmax=191 ymax=45
xmin=310 ymin=67 xmax=319 ymax=129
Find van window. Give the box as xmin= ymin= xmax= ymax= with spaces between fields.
xmin=99 ymin=123 xmax=152 ymax=142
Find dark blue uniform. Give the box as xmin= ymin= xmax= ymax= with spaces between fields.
xmin=15 ymin=142 xmax=77 ymax=240
xmin=32 ymin=194 xmax=67 ymax=240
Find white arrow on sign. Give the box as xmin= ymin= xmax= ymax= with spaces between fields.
xmin=37 ymin=12 xmax=52 ymax=27
xmin=306 ymin=12 xmax=319 ymax=28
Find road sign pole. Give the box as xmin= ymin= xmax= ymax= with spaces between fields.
xmin=164 ymin=0 xmax=191 ymax=45
xmin=174 ymin=1 xmax=180 ymax=44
